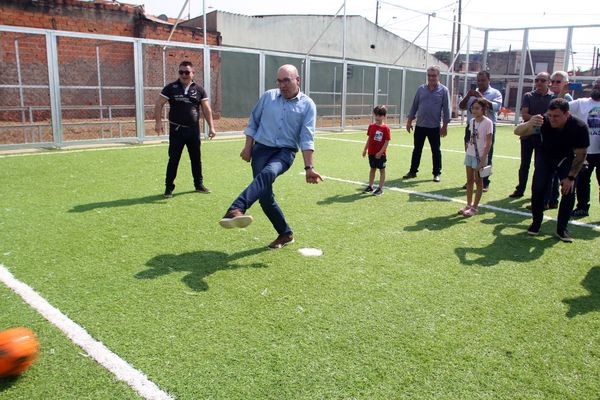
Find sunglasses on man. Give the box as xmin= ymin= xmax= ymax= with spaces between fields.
xmin=178 ymin=70 xmax=192 ymax=75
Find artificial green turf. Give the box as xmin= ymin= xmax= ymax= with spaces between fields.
xmin=0 ymin=125 xmax=599 ymax=399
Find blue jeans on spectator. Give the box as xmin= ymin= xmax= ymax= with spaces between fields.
xmin=531 ymin=154 xmax=576 ymax=233
xmin=230 ymin=143 xmax=296 ymax=235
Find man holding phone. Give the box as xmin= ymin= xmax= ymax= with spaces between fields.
xmin=459 ymin=71 xmax=503 ymax=191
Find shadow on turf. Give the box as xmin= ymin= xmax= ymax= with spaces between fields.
xmin=316 ymin=189 xmax=374 ymax=205
xmin=68 ymin=191 xmax=197 ymax=212
xmin=404 ymin=212 xmax=468 ymax=231
xmin=0 ymin=376 xmax=18 ymax=391
xmin=136 ymin=247 xmax=268 ymax=291
xmin=454 ymin=221 xmax=557 ymax=267
xmin=562 ymin=266 xmax=600 ymax=318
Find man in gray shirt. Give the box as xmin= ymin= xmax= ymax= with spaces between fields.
xmin=404 ymin=65 xmax=451 ymax=182
xmin=509 ymin=71 xmax=553 ymax=198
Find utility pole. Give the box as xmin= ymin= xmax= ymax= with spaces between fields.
xmin=375 ymin=0 xmax=379 ymax=26
xmin=456 ymin=0 xmax=462 ymax=57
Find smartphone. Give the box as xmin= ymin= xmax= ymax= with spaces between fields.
xmin=470 ymin=83 xmax=477 ymax=90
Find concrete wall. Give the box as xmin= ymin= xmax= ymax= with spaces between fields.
xmin=189 ymin=12 xmax=444 ymax=69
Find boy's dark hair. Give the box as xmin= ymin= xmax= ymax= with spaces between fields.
xmin=548 ymin=98 xmax=569 ymax=112
xmin=179 ymin=60 xmax=193 ymax=68
xmin=373 ymin=105 xmax=387 ymax=116
xmin=471 ymin=98 xmax=489 ymax=112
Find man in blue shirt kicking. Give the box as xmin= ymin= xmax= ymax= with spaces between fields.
xmin=219 ymin=64 xmax=323 ymax=249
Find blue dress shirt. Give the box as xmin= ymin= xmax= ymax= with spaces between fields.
xmin=244 ymin=89 xmax=316 ymax=151
xmin=408 ymin=83 xmax=451 ymax=128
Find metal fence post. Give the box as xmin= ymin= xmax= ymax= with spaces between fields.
xmin=400 ymin=67 xmax=406 ymax=127
xmin=203 ymin=46 xmax=211 ymax=139
xmin=133 ymin=40 xmax=145 ymax=142
xmin=259 ymin=52 xmax=266 ymax=96
xmin=341 ymin=61 xmax=348 ymax=131
xmin=46 ymin=31 xmax=62 ymax=148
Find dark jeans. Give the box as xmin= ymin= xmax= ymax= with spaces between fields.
xmin=576 ymin=153 xmax=600 ymax=211
xmin=409 ymin=126 xmax=442 ymax=176
xmin=531 ymin=154 xmax=575 ymax=233
xmin=545 ymin=175 xmax=560 ymax=205
xmin=165 ymin=124 xmax=203 ymax=192
xmin=230 ymin=143 xmax=296 ymax=235
xmin=464 ymin=124 xmax=496 ymax=186
xmin=515 ymin=136 xmax=535 ymax=195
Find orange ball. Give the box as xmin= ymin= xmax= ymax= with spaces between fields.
xmin=0 ymin=327 xmax=39 ymax=377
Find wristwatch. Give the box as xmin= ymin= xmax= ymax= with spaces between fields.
xmin=567 ymin=175 xmax=575 ymax=181
xmin=304 ymin=165 xmax=314 ymax=170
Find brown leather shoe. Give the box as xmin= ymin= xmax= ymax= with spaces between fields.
xmin=268 ymin=233 xmax=294 ymax=250
xmin=219 ymin=208 xmax=253 ymax=229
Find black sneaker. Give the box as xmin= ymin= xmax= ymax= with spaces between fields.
xmin=373 ymin=187 xmax=383 ymax=196
xmin=402 ymin=172 xmax=417 ymax=179
xmin=572 ymin=208 xmax=589 ymax=217
xmin=509 ymin=190 xmax=524 ymax=198
xmin=555 ymin=230 xmax=573 ymax=243
xmin=527 ymin=223 xmax=541 ymax=236
xmin=195 ymin=185 xmax=211 ymax=194
xmin=362 ymin=186 xmax=374 ymax=194
xmin=163 ymin=191 xmax=173 ymax=198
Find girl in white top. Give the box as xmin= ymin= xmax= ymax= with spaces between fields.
xmin=460 ymin=99 xmax=494 ymax=217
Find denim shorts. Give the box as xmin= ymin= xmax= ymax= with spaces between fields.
xmin=369 ymin=154 xmax=387 ymax=169
xmin=464 ymin=154 xmax=479 ymax=169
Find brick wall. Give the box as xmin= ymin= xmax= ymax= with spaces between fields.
xmin=0 ymin=0 xmax=221 ymax=124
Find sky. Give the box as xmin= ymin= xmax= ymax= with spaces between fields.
xmin=123 ymin=0 xmax=599 ymax=71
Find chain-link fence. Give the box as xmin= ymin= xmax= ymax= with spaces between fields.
xmin=1 ymin=24 xmax=598 ymax=149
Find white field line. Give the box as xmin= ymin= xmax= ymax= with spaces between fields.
xmin=0 ymin=265 xmax=175 ymax=400
xmin=316 ymin=136 xmax=521 ymax=161
xmin=0 ymin=137 xmax=247 ymax=158
xmin=320 ymin=175 xmax=600 ymax=231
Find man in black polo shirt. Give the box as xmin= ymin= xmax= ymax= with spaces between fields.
xmin=155 ymin=61 xmax=216 ymax=198
xmin=514 ymin=98 xmax=589 ymax=242
xmin=510 ymin=72 xmax=553 ymax=198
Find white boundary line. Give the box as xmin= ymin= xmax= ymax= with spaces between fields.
xmin=316 ymin=136 xmax=521 ymax=161
xmin=321 ymin=175 xmax=600 ymax=231
xmin=0 ymin=264 xmax=174 ymax=400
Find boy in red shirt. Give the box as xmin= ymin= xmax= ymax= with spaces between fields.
xmin=362 ymin=105 xmax=391 ymax=196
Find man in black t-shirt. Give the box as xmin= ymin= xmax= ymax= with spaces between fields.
xmin=514 ymin=98 xmax=589 ymax=242
xmin=155 ymin=61 xmax=216 ymax=198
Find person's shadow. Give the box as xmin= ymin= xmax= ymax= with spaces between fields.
xmin=562 ymin=266 xmax=600 ymax=318
xmin=317 ymin=189 xmax=371 ymax=205
xmin=404 ymin=212 xmax=468 ymax=232
xmin=68 ymin=191 xmax=197 ymax=213
xmin=454 ymin=220 xmax=556 ymax=267
xmin=135 ymin=247 xmax=268 ymax=291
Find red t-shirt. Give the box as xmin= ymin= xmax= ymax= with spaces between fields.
xmin=366 ymin=124 xmax=391 ymax=155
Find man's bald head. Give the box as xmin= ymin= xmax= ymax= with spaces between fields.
xmin=277 ymin=64 xmax=301 ymax=99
